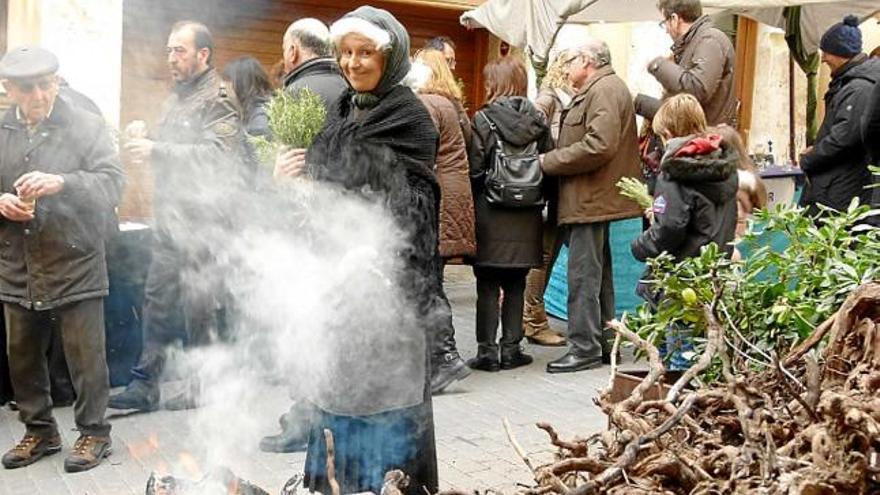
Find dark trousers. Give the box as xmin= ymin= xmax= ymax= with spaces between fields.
xmin=5 ymin=299 xmax=111 ymax=438
xmin=563 ymin=222 xmax=614 ymax=359
xmin=430 ymin=260 xmax=461 ymax=367
xmin=0 ymin=308 xmax=12 ymax=404
xmin=48 ymin=326 xmax=76 ymax=403
xmin=473 ymin=266 xmax=529 ymax=356
xmin=131 ymin=240 xmax=219 ymax=384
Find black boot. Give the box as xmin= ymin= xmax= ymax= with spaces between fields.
xmin=430 ymin=294 xmax=471 ymax=393
xmin=259 ymin=403 xmax=312 ymax=453
xmin=466 ymin=345 xmax=500 ymax=372
xmin=430 ymin=353 xmax=471 ymax=394
xmin=108 ymin=379 xmax=159 ymax=411
xmin=500 ymin=346 xmax=533 ymax=370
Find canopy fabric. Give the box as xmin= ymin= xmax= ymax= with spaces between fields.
xmin=737 ymin=2 xmax=880 ymax=52
xmin=460 ymin=0 xmax=880 ymax=59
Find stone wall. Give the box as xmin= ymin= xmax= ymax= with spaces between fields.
xmin=749 ymin=18 xmax=880 ymax=162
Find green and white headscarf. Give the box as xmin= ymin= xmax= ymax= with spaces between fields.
xmin=330 ymin=6 xmax=412 ymax=108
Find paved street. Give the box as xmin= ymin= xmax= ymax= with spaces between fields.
xmin=0 ymin=265 xmax=623 ymax=494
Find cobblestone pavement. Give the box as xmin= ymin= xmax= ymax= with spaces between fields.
xmin=0 ymin=265 xmax=624 ymax=494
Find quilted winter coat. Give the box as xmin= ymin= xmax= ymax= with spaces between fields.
xmin=418 ymin=93 xmax=476 ymax=259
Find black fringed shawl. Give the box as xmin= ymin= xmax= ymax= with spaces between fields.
xmin=306 ymin=84 xmax=443 ymax=415
xmin=308 ymin=84 xmax=441 ymax=275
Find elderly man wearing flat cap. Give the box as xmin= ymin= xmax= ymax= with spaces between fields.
xmin=800 ymin=15 xmax=880 ymax=218
xmin=0 ymin=45 xmax=124 ymax=472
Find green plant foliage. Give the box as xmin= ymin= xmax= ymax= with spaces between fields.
xmin=625 ymin=200 xmax=880 ymax=382
xmin=616 ymin=177 xmax=653 ymax=209
xmin=250 ymin=87 xmax=327 ymax=168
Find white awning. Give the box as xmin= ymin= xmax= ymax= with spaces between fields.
xmin=460 ymin=0 xmax=880 ymax=57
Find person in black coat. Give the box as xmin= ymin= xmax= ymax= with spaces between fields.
xmin=863 ymin=78 xmax=880 ymax=165
xmin=273 ymin=17 xmax=348 ymax=184
xmin=864 ymin=78 xmax=880 ymax=221
xmin=281 ymin=18 xmax=348 ymax=108
xmin=467 ymin=57 xmax=554 ymax=372
xmin=261 ymin=18 xmax=351 ymax=456
xmin=291 ymin=7 xmax=441 ymax=494
xmin=800 ymin=16 xmax=880 ymax=216
xmin=866 ymin=81 xmax=880 ymax=158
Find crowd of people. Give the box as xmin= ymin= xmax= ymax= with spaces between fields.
xmin=0 ymin=0 xmax=879 ymax=493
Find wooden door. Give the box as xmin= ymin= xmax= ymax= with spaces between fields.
xmin=121 ymin=0 xmax=488 ymax=127
xmin=119 ymin=0 xmax=489 ymax=218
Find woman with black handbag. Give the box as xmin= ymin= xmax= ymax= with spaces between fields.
xmin=467 ymin=57 xmax=554 ymax=372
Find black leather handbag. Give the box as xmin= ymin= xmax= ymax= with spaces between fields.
xmin=478 ymin=111 xmax=544 ymax=208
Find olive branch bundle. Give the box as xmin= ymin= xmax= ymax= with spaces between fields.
xmin=616 ymin=177 xmax=653 ymax=209
xmin=250 ymin=87 xmax=326 ymax=167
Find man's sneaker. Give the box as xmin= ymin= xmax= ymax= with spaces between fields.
xmin=108 ymin=379 xmax=159 ymax=411
xmin=2 ymin=434 xmax=61 ymax=469
xmin=64 ymin=435 xmax=111 ymax=473
xmin=430 ymin=355 xmax=471 ymax=394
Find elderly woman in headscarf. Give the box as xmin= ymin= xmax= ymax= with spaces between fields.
xmin=294 ymin=6 xmax=441 ymax=495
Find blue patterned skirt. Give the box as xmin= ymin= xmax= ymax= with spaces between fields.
xmin=303 ymin=397 xmax=437 ymax=495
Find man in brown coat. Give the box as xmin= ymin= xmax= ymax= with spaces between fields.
xmin=634 ymin=0 xmax=736 ymax=126
xmin=541 ymin=39 xmax=642 ymax=373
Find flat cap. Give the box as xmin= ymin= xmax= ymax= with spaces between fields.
xmin=0 ymin=45 xmax=59 ymax=79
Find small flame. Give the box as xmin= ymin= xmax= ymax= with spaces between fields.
xmin=128 ymin=432 xmax=161 ymax=461
xmin=178 ymin=451 xmax=203 ymax=480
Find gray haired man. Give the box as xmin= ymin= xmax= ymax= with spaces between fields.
xmin=0 ymin=45 xmax=124 ymax=472
xmin=263 ymin=18 xmax=347 ymax=454
xmin=541 ymin=39 xmax=642 ymax=373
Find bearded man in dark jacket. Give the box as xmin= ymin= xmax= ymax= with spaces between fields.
xmin=800 ymin=16 xmax=880 ymax=217
xmin=109 ymin=21 xmax=243 ymax=412
xmin=0 ymin=46 xmax=124 ymax=472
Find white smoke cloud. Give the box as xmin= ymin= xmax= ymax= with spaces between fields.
xmin=162 ymin=178 xmax=428 ymax=478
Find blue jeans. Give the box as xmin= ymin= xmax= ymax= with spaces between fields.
xmin=659 ymin=325 xmax=693 ymax=371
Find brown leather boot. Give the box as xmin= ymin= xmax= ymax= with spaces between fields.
xmin=523 ymin=267 xmax=548 ymax=338
xmin=64 ymin=434 xmax=111 ymax=473
xmin=2 ymin=434 xmax=62 ymax=469
xmin=528 ymin=326 xmax=567 ymax=346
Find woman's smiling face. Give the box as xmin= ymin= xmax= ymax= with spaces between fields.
xmin=337 ymin=33 xmax=386 ymax=93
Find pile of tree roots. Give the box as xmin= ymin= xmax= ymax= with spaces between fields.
xmin=498 ymin=282 xmax=880 ymax=495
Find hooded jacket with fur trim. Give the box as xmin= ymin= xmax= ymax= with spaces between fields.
xmin=631 ymin=134 xmax=738 ymax=262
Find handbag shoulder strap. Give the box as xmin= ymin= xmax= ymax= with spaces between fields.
xmin=477 ymin=110 xmax=506 ymax=154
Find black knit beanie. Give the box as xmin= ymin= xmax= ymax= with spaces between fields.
xmin=820 ymin=15 xmax=862 ymax=58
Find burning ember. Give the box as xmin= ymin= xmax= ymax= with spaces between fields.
xmin=144 ymin=467 xmax=271 ymax=495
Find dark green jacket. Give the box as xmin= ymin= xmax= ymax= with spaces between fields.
xmin=0 ymin=97 xmax=124 ymax=310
